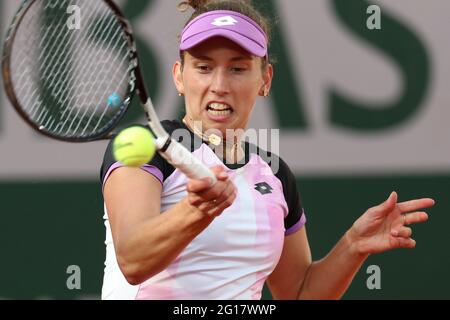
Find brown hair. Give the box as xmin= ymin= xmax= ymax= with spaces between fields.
xmin=177 ymin=0 xmax=272 ymax=68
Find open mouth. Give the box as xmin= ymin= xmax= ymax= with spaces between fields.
xmin=206 ymin=102 xmax=234 ymax=117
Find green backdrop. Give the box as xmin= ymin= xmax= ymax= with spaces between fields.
xmin=1 ymin=174 xmax=447 ymax=299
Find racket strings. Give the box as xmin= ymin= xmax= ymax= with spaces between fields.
xmin=50 ymin=0 xmax=130 ymax=135
xmin=8 ymin=0 xmax=133 ymax=139
xmin=71 ymin=24 xmax=130 ymax=135
xmin=48 ymin=3 xmax=126 ymax=135
xmin=52 ymin=14 xmax=119 ymax=133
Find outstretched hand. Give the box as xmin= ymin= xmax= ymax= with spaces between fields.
xmin=347 ymin=192 xmax=435 ymax=255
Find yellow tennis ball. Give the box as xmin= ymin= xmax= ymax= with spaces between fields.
xmin=113 ymin=126 xmax=156 ymax=167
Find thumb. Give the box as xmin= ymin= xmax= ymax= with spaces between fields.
xmin=378 ymin=191 xmax=397 ymax=215
xmin=210 ymin=165 xmax=226 ymax=174
xmin=210 ymin=165 xmax=229 ymax=181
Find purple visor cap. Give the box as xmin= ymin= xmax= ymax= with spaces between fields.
xmin=179 ymin=10 xmax=268 ymax=57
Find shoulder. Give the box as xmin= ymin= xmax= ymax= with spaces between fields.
xmin=244 ymin=141 xmax=294 ymax=179
xmin=245 ymin=142 xmax=306 ymax=234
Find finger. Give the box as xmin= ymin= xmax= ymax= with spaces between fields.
xmin=197 ymin=199 xmax=218 ymax=212
xmin=213 ymin=181 xmax=235 ymax=204
xmin=216 ymin=171 xmax=229 ymax=181
xmin=195 ymin=179 xmax=232 ymax=202
xmin=188 ymin=193 xmax=207 ymax=207
xmin=198 ymin=182 xmax=235 ymax=212
xmin=403 ymin=211 xmax=429 ymax=225
xmin=187 ymin=177 xmax=214 ymax=193
xmin=188 ymin=173 xmax=229 ymax=198
xmin=188 ymin=185 xmax=224 ymax=206
xmin=207 ymin=191 xmax=237 ymax=217
xmin=186 ymin=166 xmax=229 ymax=193
xmin=188 ymin=192 xmax=204 ymax=207
xmin=189 ymin=179 xmax=234 ymax=206
xmin=210 ymin=165 xmax=226 ymax=174
xmin=398 ymin=198 xmax=435 ymax=213
xmin=375 ymin=191 xmax=397 ymax=216
xmin=210 ymin=166 xmax=229 ymax=181
xmin=391 ymin=227 xmax=412 ymax=238
xmin=394 ymin=237 xmax=416 ymax=249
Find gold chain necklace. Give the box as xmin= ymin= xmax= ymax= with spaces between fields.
xmin=182 ymin=118 xmax=242 ymax=162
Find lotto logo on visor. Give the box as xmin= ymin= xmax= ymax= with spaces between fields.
xmin=212 ymin=16 xmax=238 ymax=26
xmin=179 ymin=10 xmax=268 ymax=57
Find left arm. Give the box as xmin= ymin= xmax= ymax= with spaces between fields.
xmin=267 ymin=191 xmax=435 ymax=300
xmin=267 ymin=227 xmax=367 ymax=300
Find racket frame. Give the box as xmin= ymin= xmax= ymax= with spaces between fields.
xmin=1 ymin=0 xmax=137 ymax=142
xmin=2 ymin=0 xmax=216 ymax=183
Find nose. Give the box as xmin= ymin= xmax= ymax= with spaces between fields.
xmin=210 ymin=68 xmax=230 ymax=96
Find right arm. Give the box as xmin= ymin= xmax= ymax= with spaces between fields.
xmin=104 ymin=165 xmax=235 ymax=285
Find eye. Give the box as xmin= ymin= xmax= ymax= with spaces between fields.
xmin=230 ymin=66 xmax=247 ymax=73
xmin=196 ymin=64 xmax=211 ymax=72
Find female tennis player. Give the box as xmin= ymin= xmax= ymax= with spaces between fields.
xmin=100 ymin=0 xmax=435 ymax=299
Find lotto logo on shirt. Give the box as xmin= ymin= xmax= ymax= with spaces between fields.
xmin=255 ymin=182 xmax=273 ymax=195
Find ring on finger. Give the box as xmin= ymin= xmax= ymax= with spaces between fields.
xmin=402 ymin=214 xmax=407 ymax=225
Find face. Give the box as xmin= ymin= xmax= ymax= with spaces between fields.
xmin=173 ymin=36 xmax=273 ymax=137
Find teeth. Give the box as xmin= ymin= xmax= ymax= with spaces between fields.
xmin=207 ymin=109 xmax=232 ymax=116
xmin=208 ymin=103 xmax=232 ymax=111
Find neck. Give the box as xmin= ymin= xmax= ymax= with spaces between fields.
xmin=182 ymin=116 xmax=244 ymax=164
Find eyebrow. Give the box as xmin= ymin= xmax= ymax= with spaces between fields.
xmin=191 ymin=55 xmax=253 ymax=62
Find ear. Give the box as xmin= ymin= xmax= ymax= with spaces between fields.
xmin=172 ymin=61 xmax=185 ymax=95
xmin=259 ymin=63 xmax=274 ymax=97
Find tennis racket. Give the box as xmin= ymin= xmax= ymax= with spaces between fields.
xmin=2 ymin=0 xmax=216 ymax=183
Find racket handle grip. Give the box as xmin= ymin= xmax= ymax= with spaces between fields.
xmin=160 ymin=139 xmax=217 ymax=185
